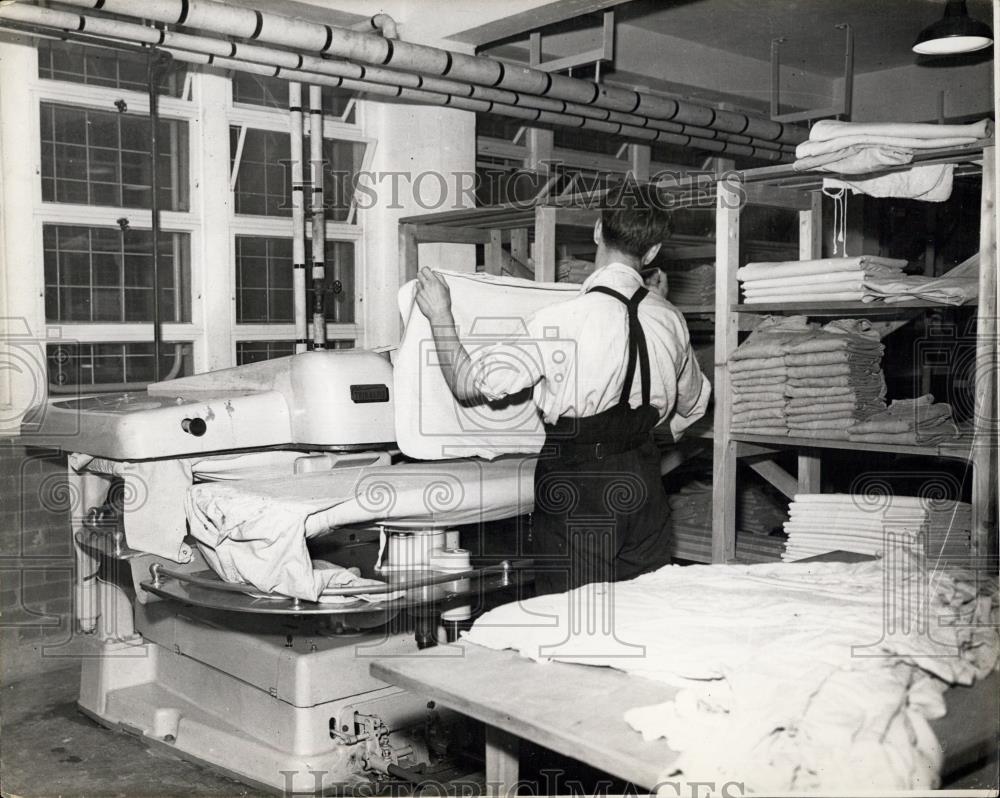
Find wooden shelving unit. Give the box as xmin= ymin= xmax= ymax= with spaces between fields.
xmin=395 ymin=140 xmax=997 ymax=565
xmin=712 ymin=142 xmax=997 ymax=562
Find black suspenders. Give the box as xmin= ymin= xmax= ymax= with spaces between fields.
xmin=586 ymin=285 xmax=651 ymax=407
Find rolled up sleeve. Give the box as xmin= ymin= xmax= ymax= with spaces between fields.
xmin=468 ymin=337 xmax=545 ymax=402
xmin=668 ymin=346 xmax=712 ymax=438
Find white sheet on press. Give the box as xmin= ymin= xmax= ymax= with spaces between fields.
xmin=395 ymin=270 xmax=577 ymax=460
xmin=185 ymin=456 xmax=536 ymax=602
xmin=464 ymin=558 xmax=999 ymax=793
xmin=69 ymin=450 xmax=366 ymax=563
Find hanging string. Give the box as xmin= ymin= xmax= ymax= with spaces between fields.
xmin=822 ymin=186 xmax=848 ymax=256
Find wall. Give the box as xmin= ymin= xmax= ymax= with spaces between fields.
xmin=359 ymin=95 xmax=477 ymax=349
xmin=838 ymin=59 xmax=994 ymax=122
xmin=0 ymin=439 xmax=75 ymax=683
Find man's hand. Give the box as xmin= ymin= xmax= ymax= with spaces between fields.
xmin=414 ymin=268 xmax=452 ymax=323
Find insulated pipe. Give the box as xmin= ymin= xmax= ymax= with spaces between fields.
xmin=289 ymin=82 xmax=307 ymax=353
xmin=54 ymin=0 xmax=806 ymax=146
xmin=309 ymin=84 xmax=326 ymax=350
xmin=0 ymin=4 xmax=796 ymax=159
xmin=186 ymin=53 xmax=787 ymax=161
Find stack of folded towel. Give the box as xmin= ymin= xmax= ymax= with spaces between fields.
xmin=738 ymin=256 xmax=908 ymax=304
xmin=846 ymin=395 xmax=960 ymax=445
xmin=792 ymin=119 xmax=991 ymax=201
xmin=781 ymin=493 xmax=972 ymax=561
xmin=666 ymin=262 xmax=715 ymax=305
xmin=666 ymin=477 xmax=788 ymax=563
xmin=730 ymin=315 xmax=887 ymax=438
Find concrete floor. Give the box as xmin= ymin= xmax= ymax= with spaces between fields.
xmin=3 ymin=662 xmax=996 ymax=796
xmin=1 ymin=664 xmax=256 ymax=798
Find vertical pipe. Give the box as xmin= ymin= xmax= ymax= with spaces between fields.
xmin=289 ymin=82 xmax=307 ymax=353
xmin=309 ymin=84 xmax=326 ymax=349
xmin=147 ymin=50 xmax=168 ymax=382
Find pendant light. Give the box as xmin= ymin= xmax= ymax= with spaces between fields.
xmin=913 ymin=0 xmax=993 ymax=55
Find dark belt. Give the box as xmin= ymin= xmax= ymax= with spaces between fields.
xmin=542 ymin=431 xmax=652 ymax=463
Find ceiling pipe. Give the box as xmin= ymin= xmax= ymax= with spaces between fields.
xmin=53 ymin=0 xmax=806 ymax=147
xmin=1 ymin=4 xmax=794 ymax=160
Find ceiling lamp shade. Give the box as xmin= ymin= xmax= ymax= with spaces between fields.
xmin=913 ymin=0 xmax=993 ymax=55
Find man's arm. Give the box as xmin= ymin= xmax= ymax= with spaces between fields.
xmin=414 ymin=268 xmax=482 ymax=403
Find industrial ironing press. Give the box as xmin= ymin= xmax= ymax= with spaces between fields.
xmin=22 ymin=350 xmax=535 ymax=793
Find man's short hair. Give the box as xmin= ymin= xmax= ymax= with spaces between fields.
xmin=600 ymin=182 xmax=673 ymax=259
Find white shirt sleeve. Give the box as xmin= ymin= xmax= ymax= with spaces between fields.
xmin=667 ymin=342 xmax=712 ymax=438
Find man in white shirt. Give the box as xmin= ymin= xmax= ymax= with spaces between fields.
xmin=414 ymin=197 xmax=710 ymax=595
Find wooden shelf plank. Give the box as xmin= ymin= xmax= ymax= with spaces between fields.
xmin=731 ymin=433 xmax=973 ymax=462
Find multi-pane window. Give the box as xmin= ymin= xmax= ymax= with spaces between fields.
xmin=47 ymin=342 xmax=193 ymax=389
xmin=234 ymin=236 xmax=354 ymax=324
xmin=41 ymin=102 xmax=189 ymax=210
xmin=44 ymin=224 xmax=190 ymax=323
xmin=230 ymin=127 xmax=366 ymax=221
xmin=231 ymin=72 xmax=353 ymax=118
xmin=235 ymin=339 xmax=354 ymax=365
xmin=38 ymin=40 xmax=188 ymax=97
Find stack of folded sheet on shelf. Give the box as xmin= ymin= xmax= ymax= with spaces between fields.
xmin=846 ymin=395 xmax=960 ymax=445
xmin=791 ymin=119 xmax=991 ymax=201
xmin=730 ymin=315 xmax=887 ymax=437
xmin=666 ymin=262 xmax=715 ymax=305
xmin=781 ymin=493 xmax=972 ymax=561
xmin=666 ymin=476 xmax=788 ymax=563
xmin=863 ymin=252 xmax=979 ymax=306
xmin=738 ymin=255 xmax=908 ymax=304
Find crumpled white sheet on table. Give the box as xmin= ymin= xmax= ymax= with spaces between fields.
xmin=463 ymin=558 xmax=999 ymax=793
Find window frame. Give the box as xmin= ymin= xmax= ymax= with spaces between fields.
xmin=17 ymin=38 xmax=373 ymax=393
xmin=226 ymin=84 xmax=371 ymax=360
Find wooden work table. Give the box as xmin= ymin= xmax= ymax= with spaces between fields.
xmin=371 ymin=641 xmax=680 ymax=794
xmin=372 ymin=641 xmax=998 ymax=795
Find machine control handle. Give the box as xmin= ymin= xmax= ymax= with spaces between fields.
xmin=181 ymin=417 xmax=207 ymax=436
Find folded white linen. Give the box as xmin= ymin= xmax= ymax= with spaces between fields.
xmin=738 ymin=256 xmax=908 ymax=282
xmin=745 ymin=291 xmax=864 ymax=304
xmin=743 ymin=279 xmax=864 ymax=298
xmin=741 ymin=270 xmax=872 ymax=289
xmin=793 ymin=145 xmax=913 ymax=173
xmin=796 ymin=135 xmax=979 ymax=159
xmin=807 ymin=119 xmax=990 ymax=143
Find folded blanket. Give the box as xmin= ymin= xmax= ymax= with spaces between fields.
xmin=786 ymin=393 xmax=882 ymax=407
xmin=796 ymin=134 xmax=980 ymax=160
xmin=788 ymin=427 xmax=849 ymax=440
xmin=733 ymin=392 xmax=786 ymax=404
xmin=806 ymin=119 xmax=990 ymax=143
xmin=738 ymin=257 xmax=909 ymax=282
xmin=793 ymin=145 xmax=913 ymax=173
xmin=787 ymin=418 xmax=855 ymax=430
xmin=729 ymin=356 xmax=787 ymax=373
xmin=733 ymin=411 xmax=786 ymax=425
xmin=785 ymin=403 xmax=861 ymax=417
xmin=732 ymin=400 xmax=788 ymax=413
xmin=732 ymin=425 xmax=788 ymax=436
xmin=785 ymin=385 xmax=870 ymax=399
xmin=785 ymin=352 xmax=881 ymax=368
